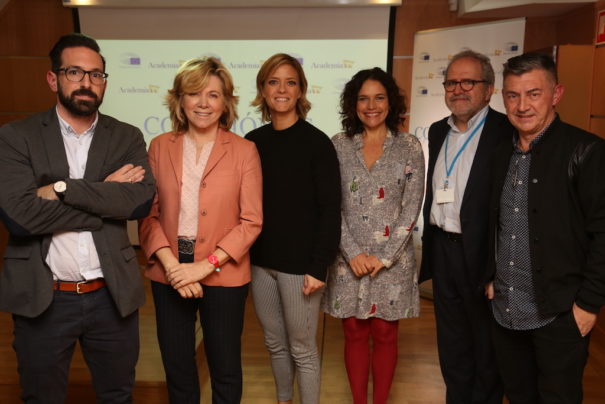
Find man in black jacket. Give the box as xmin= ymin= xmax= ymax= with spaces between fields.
xmin=420 ymin=50 xmax=510 ymax=404
xmin=485 ymin=52 xmax=605 ymax=403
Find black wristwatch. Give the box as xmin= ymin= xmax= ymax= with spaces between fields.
xmin=53 ymin=180 xmax=67 ymax=200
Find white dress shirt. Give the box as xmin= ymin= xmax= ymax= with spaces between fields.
xmin=45 ymin=108 xmax=103 ymax=281
xmin=429 ymin=105 xmax=489 ymax=233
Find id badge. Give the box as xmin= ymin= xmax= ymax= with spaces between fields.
xmin=435 ymin=188 xmax=455 ymax=204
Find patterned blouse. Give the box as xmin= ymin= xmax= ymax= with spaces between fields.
xmin=322 ymin=131 xmax=425 ymax=321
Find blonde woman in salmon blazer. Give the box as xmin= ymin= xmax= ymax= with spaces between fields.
xmin=139 ymin=57 xmax=262 ymax=404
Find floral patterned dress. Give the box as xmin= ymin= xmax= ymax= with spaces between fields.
xmin=322 ymin=131 xmax=425 ymax=321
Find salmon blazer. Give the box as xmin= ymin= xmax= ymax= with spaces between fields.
xmin=139 ymin=128 xmax=263 ymax=287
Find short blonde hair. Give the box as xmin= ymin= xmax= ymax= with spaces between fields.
xmin=166 ymin=57 xmax=238 ymax=134
xmin=251 ymin=53 xmax=311 ymax=122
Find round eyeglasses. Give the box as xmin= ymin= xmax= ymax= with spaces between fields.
xmin=442 ymin=79 xmax=486 ymax=92
xmin=54 ymin=67 xmax=109 ymax=85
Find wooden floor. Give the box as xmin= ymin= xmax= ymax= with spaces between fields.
xmin=1 ymin=277 xmax=604 ymax=403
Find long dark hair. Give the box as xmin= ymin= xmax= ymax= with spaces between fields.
xmin=340 ymin=67 xmax=406 ymax=137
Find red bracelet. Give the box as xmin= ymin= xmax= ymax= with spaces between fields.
xmin=208 ymin=255 xmax=221 ymax=272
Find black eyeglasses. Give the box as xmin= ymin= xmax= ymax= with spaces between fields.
xmin=442 ymin=79 xmax=486 ymax=92
xmin=54 ymin=67 xmax=109 ymax=85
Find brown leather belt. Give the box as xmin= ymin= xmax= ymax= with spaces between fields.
xmin=53 ymin=279 xmax=106 ymax=294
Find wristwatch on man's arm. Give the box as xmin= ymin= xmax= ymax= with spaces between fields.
xmin=53 ymin=180 xmax=67 ymax=200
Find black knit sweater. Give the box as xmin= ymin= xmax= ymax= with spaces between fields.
xmin=245 ymin=119 xmax=341 ymax=280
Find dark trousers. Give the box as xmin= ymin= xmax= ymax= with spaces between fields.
xmin=12 ymin=287 xmax=139 ymax=404
xmin=431 ymin=229 xmax=503 ymax=404
xmin=491 ymin=312 xmax=590 ymax=404
xmin=151 ymin=278 xmax=248 ymax=404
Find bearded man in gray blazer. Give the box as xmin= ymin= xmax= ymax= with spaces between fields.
xmin=0 ymin=33 xmax=155 ymax=403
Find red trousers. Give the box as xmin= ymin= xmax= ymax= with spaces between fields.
xmin=342 ymin=317 xmax=399 ymax=404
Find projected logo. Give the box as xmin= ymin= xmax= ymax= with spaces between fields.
xmin=418 ymin=52 xmax=430 ymax=62
xmin=414 ymin=73 xmax=432 ymax=80
xmin=416 ymin=86 xmax=428 ymax=96
xmin=149 ymin=61 xmax=181 ymax=69
xmin=428 ymin=66 xmax=446 ymax=80
xmin=310 ymin=85 xmax=322 ymax=94
xmin=120 ymin=53 xmax=141 ymax=67
xmin=342 ymin=60 xmax=354 ymax=68
xmin=229 ymin=61 xmax=262 ymax=69
xmin=120 ymin=84 xmax=160 ymax=94
xmin=311 ymin=59 xmax=355 ymax=69
xmin=289 ymin=53 xmax=304 ymax=66
xmin=504 ymin=42 xmax=519 ymax=54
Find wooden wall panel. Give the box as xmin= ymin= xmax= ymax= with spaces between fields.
xmin=555 ymin=4 xmax=596 ymax=46
xmin=524 ymin=16 xmax=559 ymax=51
xmin=556 ymin=45 xmax=594 ymax=131
xmin=597 ymin=0 xmax=605 ymax=15
xmin=0 ymin=0 xmax=73 ymax=57
xmin=590 ymin=118 xmax=605 ymax=139
xmin=0 ymin=57 xmax=55 ymax=112
xmin=391 ymin=57 xmax=413 ymax=132
xmin=591 ymin=46 xmax=605 ymax=116
xmin=0 ymin=113 xmax=28 ymax=126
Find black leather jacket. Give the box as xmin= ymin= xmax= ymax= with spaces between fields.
xmin=487 ymin=116 xmax=605 ymax=315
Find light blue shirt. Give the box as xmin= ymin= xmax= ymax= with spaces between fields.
xmin=430 ymin=105 xmax=489 ymax=233
xmin=45 ymin=108 xmax=103 ymax=281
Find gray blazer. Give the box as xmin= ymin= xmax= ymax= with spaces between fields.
xmin=0 ymin=107 xmax=155 ymax=318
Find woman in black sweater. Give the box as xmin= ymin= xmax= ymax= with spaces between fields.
xmin=245 ymin=53 xmax=341 ymax=404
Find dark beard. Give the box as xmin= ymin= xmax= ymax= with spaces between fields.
xmin=57 ymin=83 xmax=103 ymax=117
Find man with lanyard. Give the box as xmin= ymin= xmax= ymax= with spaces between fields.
xmin=0 ymin=33 xmax=155 ymax=402
xmin=421 ymin=50 xmax=511 ymax=403
xmin=485 ymin=52 xmax=605 ymax=403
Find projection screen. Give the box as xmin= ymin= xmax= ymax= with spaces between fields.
xmin=77 ymin=6 xmax=393 ymax=141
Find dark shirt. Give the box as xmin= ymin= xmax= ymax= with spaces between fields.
xmin=245 ymin=119 xmax=341 ymax=280
xmin=487 ymin=115 xmax=605 ymax=316
xmin=492 ymin=120 xmax=556 ymax=330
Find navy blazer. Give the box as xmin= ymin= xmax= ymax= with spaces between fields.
xmin=420 ymin=107 xmax=512 ymax=290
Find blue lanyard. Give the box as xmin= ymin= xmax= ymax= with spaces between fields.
xmin=444 ymin=114 xmax=487 ymax=179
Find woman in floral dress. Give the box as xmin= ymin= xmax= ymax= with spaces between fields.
xmin=322 ymin=67 xmax=425 ymax=404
